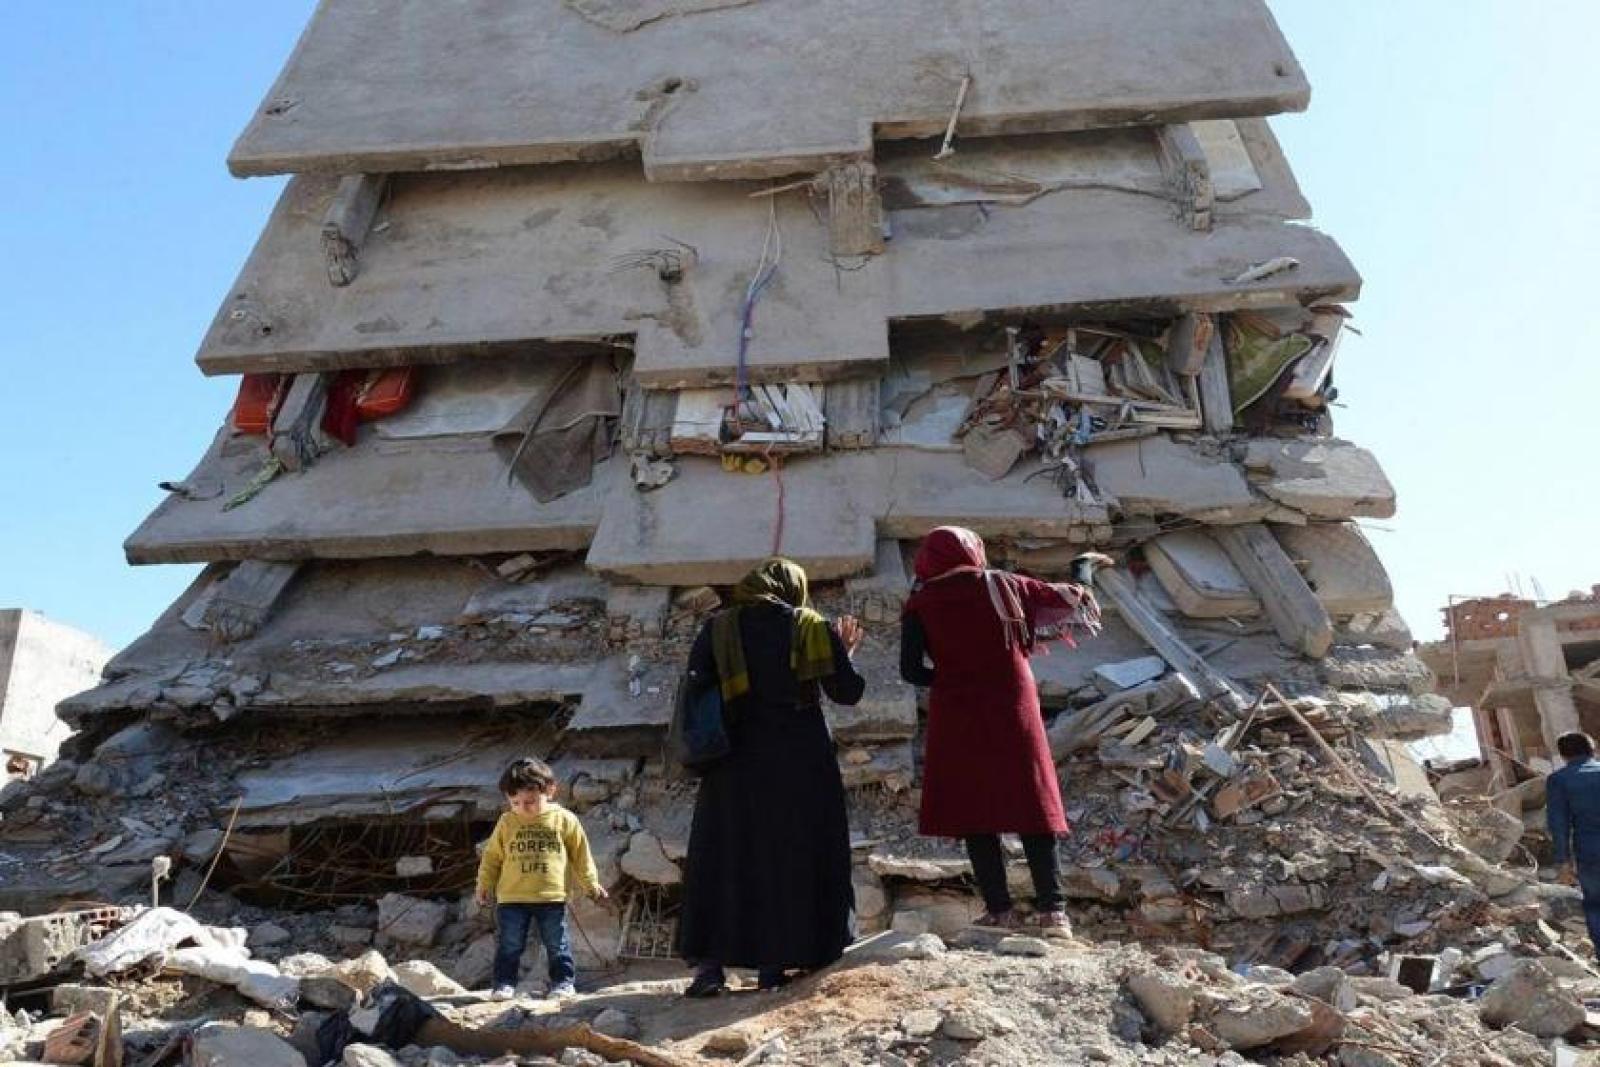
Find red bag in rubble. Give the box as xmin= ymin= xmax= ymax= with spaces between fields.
xmin=355 ymin=367 xmax=417 ymax=419
xmin=231 ymin=374 xmax=288 ymax=435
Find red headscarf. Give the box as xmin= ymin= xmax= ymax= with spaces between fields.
xmin=911 ymin=526 xmax=1102 ymax=652
xmin=913 ymin=526 xmax=989 ymax=582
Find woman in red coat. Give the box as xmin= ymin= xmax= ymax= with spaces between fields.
xmin=900 ymin=526 xmax=1108 ymax=935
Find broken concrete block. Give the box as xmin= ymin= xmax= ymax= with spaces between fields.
xmin=1243 ymin=438 xmax=1396 ymax=520
xmin=449 ymin=934 xmax=497 ymax=991
xmin=329 ymin=949 xmax=392 ymax=996
xmin=1127 ymin=970 xmax=1197 ymax=1034
xmin=299 ymin=975 xmax=358 ymax=1013
xmin=376 ymin=894 xmax=450 ymax=947
xmin=1087 ymin=436 xmax=1262 ymax=522
xmin=1478 ymin=959 xmax=1584 ymax=1038
xmin=191 ymin=1025 xmax=306 ymax=1067
xmin=1273 ymin=522 xmax=1393 ymax=616
xmin=1208 ymin=990 xmax=1315 ymax=1050
xmin=392 ymin=960 xmax=468 ymax=999
xmin=619 ymin=832 xmax=680 ymax=885
xmin=1091 ymin=656 xmax=1167 ymax=694
xmin=342 ymin=1044 xmax=403 ymax=1067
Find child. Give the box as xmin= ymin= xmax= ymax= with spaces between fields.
xmin=475 ymin=756 xmax=608 ymax=1000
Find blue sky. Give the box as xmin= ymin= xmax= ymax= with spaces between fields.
xmin=0 ymin=2 xmax=1595 ymax=651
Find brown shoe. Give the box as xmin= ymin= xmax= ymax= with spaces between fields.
xmin=1031 ymin=910 xmax=1073 ymax=938
xmin=972 ymin=910 xmax=1019 ymax=930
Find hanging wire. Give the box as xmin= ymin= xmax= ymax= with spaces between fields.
xmin=734 ymin=195 xmax=783 ymax=401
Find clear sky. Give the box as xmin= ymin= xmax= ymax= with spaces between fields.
xmin=1 ymin=2 xmax=1595 ymax=651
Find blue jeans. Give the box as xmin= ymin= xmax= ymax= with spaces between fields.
xmin=1576 ymin=856 xmax=1600 ymax=960
xmin=494 ymin=903 xmax=574 ymax=988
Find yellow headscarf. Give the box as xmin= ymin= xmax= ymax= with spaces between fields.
xmin=710 ymin=558 xmax=835 ymax=701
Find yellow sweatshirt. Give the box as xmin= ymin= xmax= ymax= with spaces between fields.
xmin=475 ymin=804 xmax=602 ymax=904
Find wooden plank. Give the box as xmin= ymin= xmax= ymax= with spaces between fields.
xmin=668 ymin=389 xmax=728 ymax=455
xmin=1166 ymin=313 xmax=1214 ymax=376
xmin=1213 ymin=524 xmax=1334 ymax=659
xmin=320 ymin=174 xmax=388 ymax=286
xmin=1096 ymin=569 xmax=1247 ymax=715
xmin=1197 ymin=328 xmax=1233 ymax=434
xmin=787 ymin=383 xmax=827 ymax=435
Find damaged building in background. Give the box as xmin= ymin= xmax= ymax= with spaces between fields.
xmin=0 ymin=611 xmax=111 ymax=778
xmin=1420 ymin=587 xmax=1600 ymax=835
xmin=9 ymin=0 xmax=1525 ymax=1009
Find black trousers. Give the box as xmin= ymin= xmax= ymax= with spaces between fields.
xmin=964 ymin=834 xmax=1062 ymax=913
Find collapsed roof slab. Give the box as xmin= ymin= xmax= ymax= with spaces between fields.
xmin=587 ymin=447 xmax=1134 ymax=586
xmin=197 ymin=127 xmax=1355 ymax=383
xmin=876 ymin=452 xmax=1111 ymax=542
xmin=1242 ymin=438 xmax=1397 ymax=520
xmin=196 ymin=164 xmax=889 ymax=385
xmin=228 ymin=0 xmax=1309 ymax=180
xmin=1085 ymin=436 xmax=1266 ymax=524
xmin=585 ymin=454 xmax=880 ymax=586
xmin=61 ymin=557 xmax=628 ymax=725
xmin=125 ymin=428 xmax=603 ymax=564
xmin=233 ymin=717 xmax=550 ymax=826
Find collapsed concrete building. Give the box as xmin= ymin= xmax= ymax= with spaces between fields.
xmin=29 ymin=0 xmax=1479 ymax=979
xmin=0 ymin=612 xmax=111 ymax=776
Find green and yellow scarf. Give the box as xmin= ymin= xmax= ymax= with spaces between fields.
xmin=710 ymin=557 xmax=835 ymax=702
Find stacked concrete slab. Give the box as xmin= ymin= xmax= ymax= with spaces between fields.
xmin=62 ymin=0 xmax=1440 ymax=920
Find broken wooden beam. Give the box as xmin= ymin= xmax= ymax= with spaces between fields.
xmin=320 ymin=173 xmax=388 ymax=286
xmin=1165 ymin=313 xmax=1214 ymax=376
xmin=1197 ymin=327 xmax=1234 ymax=435
xmin=1155 ymin=123 xmax=1214 ymax=232
xmin=1213 ymin=523 xmax=1334 ymax=659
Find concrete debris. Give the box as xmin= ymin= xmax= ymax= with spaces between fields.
xmin=191 ymin=1024 xmax=306 ymax=1067
xmin=391 ymin=960 xmax=467 ymax=999
xmin=1478 ymin=959 xmax=1585 ymax=1038
xmin=619 ymin=832 xmax=681 ymax=885
xmin=376 ymin=894 xmax=450 ymax=948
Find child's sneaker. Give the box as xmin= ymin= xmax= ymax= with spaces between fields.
xmin=490 ymin=985 xmax=515 ymax=1001
xmin=549 ymin=980 xmax=577 ymax=999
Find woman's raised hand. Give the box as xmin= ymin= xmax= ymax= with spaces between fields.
xmin=836 ymin=615 xmax=865 ymax=655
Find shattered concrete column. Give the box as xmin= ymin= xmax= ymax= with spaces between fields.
xmin=1518 ymin=614 xmax=1580 ymax=755
xmin=817 ymin=162 xmax=884 ymax=257
xmin=321 ymin=173 xmax=388 ymax=286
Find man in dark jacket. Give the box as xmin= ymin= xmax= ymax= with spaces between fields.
xmin=1547 ymin=731 xmax=1600 ymax=957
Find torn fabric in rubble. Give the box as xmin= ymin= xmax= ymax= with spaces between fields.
xmin=492 ymin=356 xmax=621 ymax=502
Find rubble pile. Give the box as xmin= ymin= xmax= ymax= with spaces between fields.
xmin=0 ymin=904 xmax=1592 ymax=1067
xmin=12 ymin=0 xmax=1585 ymax=1063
